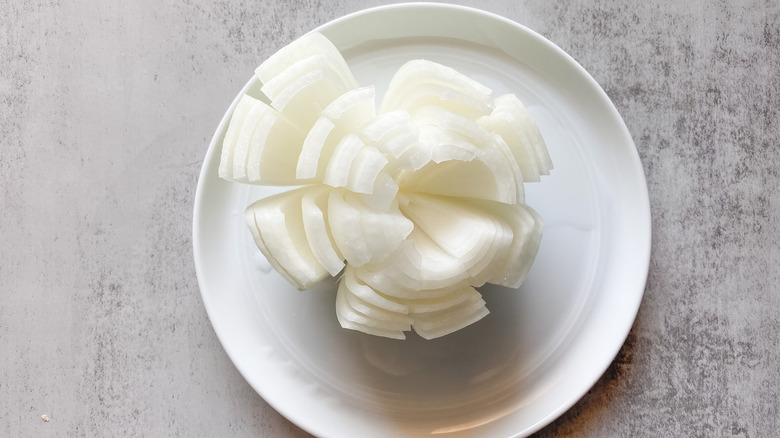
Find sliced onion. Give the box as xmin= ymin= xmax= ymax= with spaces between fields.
xmin=296 ymin=117 xmax=336 ymax=179
xmin=300 ymin=187 xmax=345 ymax=276
xmin=405 ymin=283 xmax=477 ymax=314
xmin=411 ymin=105 xmax=492 ymax=145
xmin=219 ymin=94 xmax=308 ymax=185
xmin=359 ymin=110 xmax=417 ymax=157
xmin=493 ymin=94 xmax=552 ymax=174
xmin=260 ymin=54 xmax=336 ymax=102
xmin=255 ymin=32 xmax=358 ymax=93
xmin=336 ymin=281 xmax=412 ymax=332
xmin=399 ymin=193 xmax=512 ymax=283
xmin=321 ymin=86 xmax=376 ymax=122
xmin=245 ymin=187 xmax=330 ymax=290
xmin=367 ymin=230 xmax=470 ymax=292
xmin=352 ymin=172 xmax=399 ymax=211
xmin=336 ymin=283 xmax=407 ymax=340
xmin=346 ymin=146 xmax=388 ymax=194
xmin=246 ymin=110 xmax=308 ymax=185
xmin=343 ymin=266 xmax=408 ymax=314
xmin=327 ymin=188 xmax=372 ymax=267
xmin=269 ymin=68 xmax=353 ymax=129
xmin=397 ymin=126 xmax=523 ymax=205
xmin=323 ymin=134 xmax=366 ymax=188
xmin=222 ymin=40 xmax=553 ymax=340
xmin=231 ymin=98 xmax=267 ymax=181
xmin=353 ymin=261 xmax=460 ymax=300
xmin=479 ymin=94 xmax=553 ymax=182
xmin=344 ymin=192 xmax=413 ymax=265
xmin=297 ymin=87 xmax=377 ymax=180
xmin=465 ymin=200 xmax=544 ymax=288
xmin=218 ymin=95 xmax=254 ymax=180
xmin=413 ymin=294 xmax=489 ymax=340
xmin=380 ymin=60 xmax=493 ymax=119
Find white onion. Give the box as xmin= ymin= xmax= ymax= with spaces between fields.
xmin=300 ymin=187 xmax=345 ymax=276
xmin=245 ymin=188 xmax=330 ymax=290
xmin=380 ymin=59 xmax=494 ymax=119
xmin=478 ymin=94 xmax=554 ymax=182
xmin=219 ymin=32 xmax=552 ymax=339
xmin=297 ymin=87 xmax=376 ymax=180
xmin=323 ymin=134 xmax=366 ymax=188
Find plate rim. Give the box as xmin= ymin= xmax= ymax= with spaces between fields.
xmin=193 ymin=3 xmax=652 ymax=437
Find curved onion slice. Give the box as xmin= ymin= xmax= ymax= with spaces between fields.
xmin=338 ymin=271 xmax=412 ymax=328
xmin=300 ymin=187 xmax=345 ymax=276
xmin=346 ymin=146 xmax=388 ymax=194
xmin=336 ymin=283 xmax=408 ymax=340
xmin=269 ymin=68 xmax=354 ymax=129
xmin=297 ymin=117 xmax=336 ymax=178
xmin=406 ymin=283 xmax=478 ymax=314
xmin=478 ymin=94 xmax=553 ymax=182
xmin=397 ymin=126 xmax=523 ymax=204
xmin=322 ymin=86 xmax=376 ymax=122
xmin=359 ymin=230 xmax=478 ymax=293
xmin=336 ymin=286 xmax=412 ymax=333
xmin=338 ymin=267 xmax=489 ymax=340
xmin=297 ymin=87 xmax=376 ymax=180
xmin=412 ymin=291 xmax=489 ymax=340
xmin=255 ymin=34 xmax=359 ymax=130
xmin=219 ymin=94 xmax=255 ymax=181
xmin=493 ymin=94 xmax=552 ymax=174
xmin=411 ymin=105 xmax=492 ymax=145
xmin=380 ymin=60 xmax=493 ymax=119
xmin=399 ymin=193 xmax=513 ymax=282
xmin=323 ymin=134 xmax=366 ymax=188
xmin=327 ymin=188 xmax=372 ymax=267
xmin=245 ymin=187 xmax=330 ymax=290
xmin=260 ymin=54 xmax=337 ymax=101
xmin=353 ymin=261 xmax=462 ymax=300
xmin=327 ymin=188 xmax=412 ymax=268
xmin=343 ymin=266 xmax=408 ymax=314
xmin=219 ymin=95 xmax=307 ymax=185
xmin=344 ymin=192 xmax=413 ymax=264
xmin=465 ymin=199 xmax=544 ymax=288
xmin=359 ymin=110 xmax=418 ymax=158
xmin=255 ymin=32 xmax=358 ymax=92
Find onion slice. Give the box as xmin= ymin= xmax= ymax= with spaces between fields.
xmin=255 ymin=33 xmax=360 ymax=130
xmin=219 ymin=95 xmax=308 ymax=185
xmin=478 ymin=94 xmax=553 ymax=182
xmin=397 ymin=125 xmax=523 ymax=204
xmin=245 ymin=187 xmax=331 ymax=290
xmin=297 ymin=87 xmax=376 ymax=180
xmin=255 ymin=32 xmax=358 ymax=91
xmin=301 ymin=187 xmax=345 ymax=276
xmin=465 ymin=199 xmax=544 ymax=288
xmin=380 ymin=59 xmax=494 ymax=119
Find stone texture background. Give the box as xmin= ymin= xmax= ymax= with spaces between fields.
xmin=1 ymin=1 xmax=778 ymax=437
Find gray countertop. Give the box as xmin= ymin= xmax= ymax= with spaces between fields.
xmin=2 ymin=1 xmax=778 ymax=437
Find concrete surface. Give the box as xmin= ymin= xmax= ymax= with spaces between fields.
xmin=1 ymin=0 xmax=778 ymax=437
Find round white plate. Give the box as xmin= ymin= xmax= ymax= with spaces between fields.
xmin=193 ymin=4 xmax=651 ymax=437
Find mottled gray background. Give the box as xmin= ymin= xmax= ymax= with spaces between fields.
xmin=2 ymin=0 xmax=778 ymax=437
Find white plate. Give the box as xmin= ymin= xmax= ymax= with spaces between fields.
xmin=193 ymin=4 xmax=651 ymax=437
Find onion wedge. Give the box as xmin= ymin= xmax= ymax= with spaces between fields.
xmin=219 ymin=95 xmax=307 ymax=185
xmin=297 ymin=87 xmax=376 ymax=180
xmin=245 ymin=187 xmax=330 ymax=290
xmin=478 ymin=94 xmax=553 ymax=182
xmin=380 ymin=59 xmax=494 ymax=119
